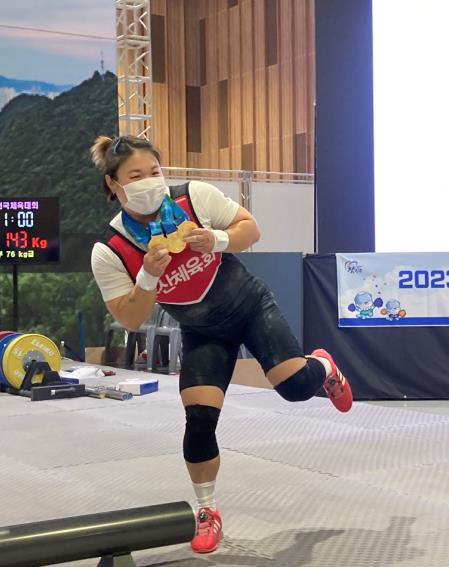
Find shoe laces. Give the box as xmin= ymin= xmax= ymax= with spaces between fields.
xmin=324 ymin=368 xmax=345 ymax=399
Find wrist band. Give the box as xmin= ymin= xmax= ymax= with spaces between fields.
xmin=212 ymin=229 xmax=229 ymax=252
xmin=136 ymin=266 xmax=159 ymax=291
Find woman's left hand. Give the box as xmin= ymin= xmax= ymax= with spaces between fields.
xmin=184 ymin=228 xmax=215 ymax=253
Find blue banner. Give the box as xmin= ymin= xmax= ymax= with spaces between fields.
xmin=336 ymin=253 xmax=449 ymax=327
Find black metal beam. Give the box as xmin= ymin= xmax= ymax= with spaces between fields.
xmin=0 ymin=501 xmax=195 ymax=567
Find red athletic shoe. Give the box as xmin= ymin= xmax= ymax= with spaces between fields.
xmin=191 ymin=507 xmax=223 ymax=553
xmin=311 ymin=349 xmax=353 ymax=412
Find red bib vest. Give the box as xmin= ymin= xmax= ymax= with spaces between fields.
xmin=107 ymin=191 xmax=222 ymax=305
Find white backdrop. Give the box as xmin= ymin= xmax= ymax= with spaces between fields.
xmin=166 ymin=178 xmax=315 ymax=253
xmin=373 ymin=0 xmax=449 ymax=252
xmin=251 ymin=182 xmax=314 ymax=253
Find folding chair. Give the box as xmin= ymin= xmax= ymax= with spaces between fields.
xmin=145 ymin=308 xmax=182 ymax=374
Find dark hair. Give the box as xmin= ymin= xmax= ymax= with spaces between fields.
xmin=90 ymin=135 xmax=161 ymax=201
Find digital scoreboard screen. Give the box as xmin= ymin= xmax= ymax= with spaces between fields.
xmin=0 ymin=198 xmax=60 ymax=264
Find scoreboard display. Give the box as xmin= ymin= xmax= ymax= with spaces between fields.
xmin=0 ymin=198 xmax=60 ymax=264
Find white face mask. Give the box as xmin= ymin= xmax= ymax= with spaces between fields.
xmin=121 ymin=176 xmax=168 ymax=214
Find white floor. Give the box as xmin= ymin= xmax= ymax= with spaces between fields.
xmin=0 ymin=364 xmax=448 ymax=567
xmin=369 ymin=399 xmax=449 ymax=416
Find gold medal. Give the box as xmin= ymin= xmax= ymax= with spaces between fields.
xmin=148 ymin=234 xmax=168 ymax=250
xmin=160 ymin=220 xmax=188 ymax=254
xmin=177 ymin=220 xmax=198 ymax=239
xmin=166 ymin=232 xmax=186 ymax=253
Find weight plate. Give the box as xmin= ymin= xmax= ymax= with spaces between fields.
xmin=2 ymin=334 xmax=61 ymax=389
xmin=0 ymin=331 xmax=15 ymax=341
xmin=0 ymin=333 xmax=22 ymax=386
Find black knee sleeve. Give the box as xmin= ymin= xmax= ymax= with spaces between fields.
xmin=274 ymin=358 xmax=326 ymax=402
xmin=183 ymin=404 xmax=221 ymax=463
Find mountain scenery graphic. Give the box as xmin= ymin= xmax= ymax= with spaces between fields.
xmin=0 ymin=2 xmax=119 ymax=346
xmin=0 ymin=75 xmax=73 ymax=110
xmin=0 ymin=70 xmax=119 ymax=271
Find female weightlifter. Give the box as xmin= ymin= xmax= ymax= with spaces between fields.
xmin=90 ymin=135 xmax=353 ymax=554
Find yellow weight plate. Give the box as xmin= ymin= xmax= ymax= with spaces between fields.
xmin=2 ymin=334 xmax=61 ymax=389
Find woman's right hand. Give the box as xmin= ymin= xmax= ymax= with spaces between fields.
xmin=143 ymin=244 xmax=171 ymax=277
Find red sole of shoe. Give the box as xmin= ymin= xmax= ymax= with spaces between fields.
xmin=193 ymin=546 xmax=218 ymax=553
xmin=191 ymin=533 xmax=223 ymax=554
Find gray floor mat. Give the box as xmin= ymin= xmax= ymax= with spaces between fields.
xmin=0 ymin=366 xmax=448 ymax=567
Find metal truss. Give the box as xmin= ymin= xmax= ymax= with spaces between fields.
xmin=115 ymin=0 xmax=153 ymax=138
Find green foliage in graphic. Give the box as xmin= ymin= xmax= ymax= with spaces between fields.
xmin=0 ymin=72 xmax=121 ymax=345
xmin=0 ymin=71 xmax=120 ymax=255
xmin=0 ymin=272 xmax=112 ymax=350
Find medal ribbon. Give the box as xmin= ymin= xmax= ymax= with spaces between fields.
xmin=122 ymin=196 xmax=190 ymax=244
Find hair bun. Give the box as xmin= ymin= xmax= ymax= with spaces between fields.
xmin=90 ymin=136 xmax=114 ymax=171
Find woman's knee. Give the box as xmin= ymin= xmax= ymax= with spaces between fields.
xmin=183 ymin=404 xmax=221 ymax=463
xmin=273 ymin=358 xmax=326 ymax=402
xmin=180 ymin=384 xmax=225 ymax=463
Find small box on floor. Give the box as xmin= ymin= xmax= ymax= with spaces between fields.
xmin=60 ymin=367 xmax=107 ymax=383
xmin=117 ymin=378 xmax=159 ymax=395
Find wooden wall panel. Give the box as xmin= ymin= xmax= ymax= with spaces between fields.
xmin=151 ymin=0 xmax=165 ymax=16
xmin=241 ymin=0 xmax=254 ymax=146
xmin=266 ymin=0 xmax=280 ymax=171
xmin=184 ymin=0 xmax=206 ymax=167
xmin=294 ymin=132 xmax=307 ymax=173
xmin=267 ymin=64 xmax=281 ymax=172
xmin=150 ymin=2 xmax=168 ymax=160
xmin=293 ymin=0 xmax=307 ymax=135
xmin=217 ymin=0 xmax=229 ymax=82
xmin=242 ymin=143 xmax=253 ymax=170
xmin=151 ymin=15 xmax=166 ymax=83
xmin=229 ymin=2 xmax=242 ymax=169
xmin=217 ymin=0 xmax=230 ymax=169
xmin=218 ymin=80 xmax=229 ymax=150
xmin=149 ymin=0 xmax=315 ymax=173
xmin=279 ymin=0 xmax=294 ymax=172
xmin=187 ymin=152 xmax=203 ymax=169
xmin=253 ymin=0 xmax=268 ymax=171
xmin=204 ymin=0 xmax=219 ymax=168
xmin=152 ymin=82 xmax=169 ymax=162
xmin=202 ymin=83 xmax=217 ymax=168
xmin=166 ymin=0 xmax=187 ymax=166
xmin=186 ymin=86 xmax=201 ymax=153
xmin=305 ymin=0 xmax=316 ymax=172
xmin=199 ymin=18 xmax=207 ymax=86
xmin=265 ymin=0 xmax=278 ymax=66
xmin=184 ymin=1 xmax=200 ymax=87
xmin=205 ymin=1 xmax=219 ymax=85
